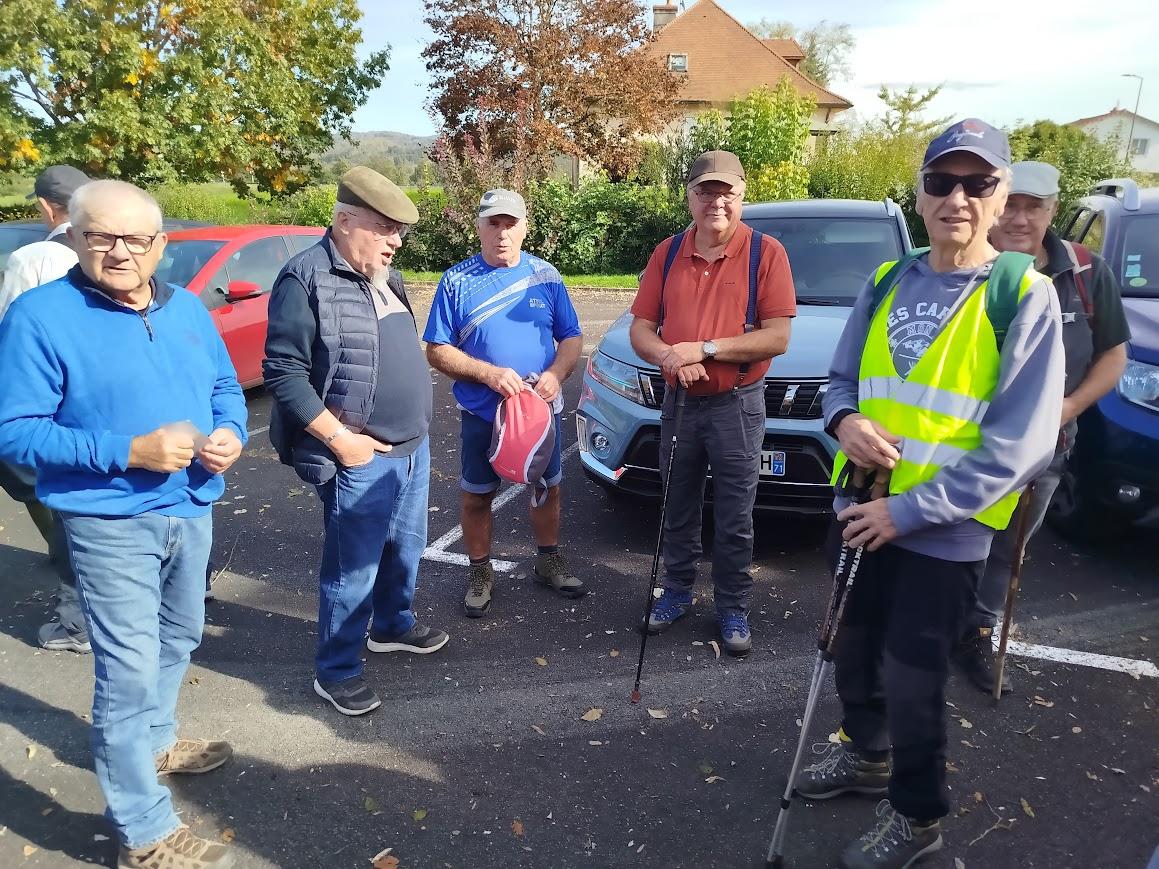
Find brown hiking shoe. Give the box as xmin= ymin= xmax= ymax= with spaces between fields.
xmin=155 ymin=739 xmax=232 ymax=776
xmin=118 ymin=825 xmax=235 ymax=869
xmin=464 ymin=562 xmax=494 ymax=617
xmin=534 ymin=551 xmax=587 ymax=599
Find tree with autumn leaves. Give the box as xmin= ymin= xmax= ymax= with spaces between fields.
xmin=422 ymin=0 xmax=682 ymax=182
xmin=0 ymin=0 xmax=389 ymax=195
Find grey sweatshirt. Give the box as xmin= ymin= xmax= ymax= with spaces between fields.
xmin=823 ymin=254 xmax=1065 ymax=562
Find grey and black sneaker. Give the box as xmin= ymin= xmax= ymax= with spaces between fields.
xmin=38 ymin=620 xmax=91 ymax=654
xmin=367 ymin=622 xmax=449 ymax=654
xmin=953 ymin=626 xmax=1010 ymax=695
xmin=464 ymin=562 xmax=494 ymax=617
xmin=534 ymin=551 xmax=587 ymax=599
xmin=840 ymin=800 xmax=943 ymax=869
xmin=313 ymin=675 xmax=381 ymax=716
xmin=796 ymin=742 xmax=890 ymax=800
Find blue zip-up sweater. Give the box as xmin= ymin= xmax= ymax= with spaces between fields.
xmin=0 ymin=266 xmax=248 ymax=518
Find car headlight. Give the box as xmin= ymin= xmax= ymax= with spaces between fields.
xmin=589 ymin=351 xmax=645 ymax=404
xmin=1118 ymin=359 xmax=1159 ymax=412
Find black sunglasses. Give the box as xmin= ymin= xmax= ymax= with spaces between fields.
xmin=922 ymin=172 xmax=1001 ymax=199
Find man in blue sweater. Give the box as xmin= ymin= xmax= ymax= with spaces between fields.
xmin=0 ymin=180 xmax=247 ymax=869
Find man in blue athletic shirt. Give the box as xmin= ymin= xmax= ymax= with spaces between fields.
xmin=425 ymin=188 xmax=585 ymax=617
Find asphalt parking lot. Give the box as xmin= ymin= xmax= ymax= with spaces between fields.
xmin=1 ymin=287 xmax=1157 ymax=869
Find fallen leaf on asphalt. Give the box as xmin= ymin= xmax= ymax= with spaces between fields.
xmin=221 ymin=828 xmax=235 ymax=843
xmin=945 ymin=761 xmax=961 ymax=773
xmin=1020 ymin=798 xmax=1035 ymax=819
xmin=1110 ymin=768 xmax=1126 ymax=775
xmin=589 ymin=740 xmax=603 ymax=746
xmin=364 ymin=797 xmax=380 ymax=813
xmin=692 ymin=641 xmax=704 ymax=646
xmin=708 ymin=640 xmax=721 ymax=659
xmin=973 ymin=791 xmax=984 ymax=803
xmin=609 ymin=650 xmax=620 ymax=657
xmin=23 ymin=845 xmax=38 ymax=857
xmin=40 ymin=808 xmax=53 ymax=816
xmin=25 ymin=745 xmax=36 ymax=759
xmin=370 ymin=848 xmax=399 ymax=869
xmin=1072 ymin=726 xmax=1082 ymax=734
xmin=1085 ymin=770 xmax=1100 ymax=781
xmin=530 ymin=725 xmax=546 ymax=736
xmin=1032 ymin=696 xmax=1054 ymax=708
xmin=512 ymin=819 xmax=525 ymax=837
xmin=534 ymin=657 xmax=548 ymax=666
xmin=959 ymin=718 xmax=974 ymax=729
xmin=412 ymin=809 xmax=427 ymax=822
xmin=705 ymin=775 xmax=725 ymax=784
xmin=581 ymin=708 xmax=603 ymax=722
xmin=647 ymin=709 xmax=668 ymax=719
xmin=955 ymin=859 xmax=966 ymax=869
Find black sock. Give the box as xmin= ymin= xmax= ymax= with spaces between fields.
xmin=537 ymin=545 xmax=559 ymax=556
xmin=470 ymin=555 xmax=491 ymax=566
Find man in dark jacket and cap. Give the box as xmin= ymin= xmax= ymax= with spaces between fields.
xmin=264 ymin=166 xmax=448 ymax=716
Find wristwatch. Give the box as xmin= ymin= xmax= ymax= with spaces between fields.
xmin=701 ymin=340 xmax=718 ymax=360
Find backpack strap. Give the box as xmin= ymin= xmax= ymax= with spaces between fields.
xmin=869 ymin=246 xmax=930 ymax=317
xmin=1063 ymin=240 xmax=1095 ymax=318
xmin=737 ymin=230 xmax=766 ymax=380
xmin=984 ymin=250 xmax=1035 ymax=351
xmin=657 ymin=230 xmax=684 ymax=333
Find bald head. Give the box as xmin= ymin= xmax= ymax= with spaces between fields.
xmin=69 ymin=180 xmax=163 ymax=233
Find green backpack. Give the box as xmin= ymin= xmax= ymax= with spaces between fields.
xmin=870 ymin=247 xmax=1035 ymax=350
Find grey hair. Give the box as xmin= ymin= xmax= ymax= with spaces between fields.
xmin=69 ymin=180 xmax=163 ymax=231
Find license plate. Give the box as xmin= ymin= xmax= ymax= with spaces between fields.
xmin=760 ymin=449 xmax=786 ymax=477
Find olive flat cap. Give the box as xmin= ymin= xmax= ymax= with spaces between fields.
xmin=337 ymin=166 xmax=419 ymax=225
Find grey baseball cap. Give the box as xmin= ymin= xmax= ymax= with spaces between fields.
xmin=1010 ymin=161 xmax=1061 ymax=198
xmin=28 ymin=165 xmax=91 ymax=205
xmin=478 ymin=188 xmax=526 ymax=220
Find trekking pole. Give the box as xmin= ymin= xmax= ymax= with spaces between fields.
xmin=765 ymin=464 xmax=888 ymax=868
xmin=993 ymin=483 xmax=1037 ymax=701
xmin=631 ymin=384 xmax=687 ymax=704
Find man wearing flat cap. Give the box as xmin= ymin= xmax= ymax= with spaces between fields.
xmin=0 ymin=163 xmax=91 ymax=655
xmin=264 ymin=166 xmax=447 ymax=717
xmin=629 ymin=150 xmax=796 ymax=657
xmin=424 ymin=188 xmax=585 ymax=618
xmin=949 ymin=160 xmax=1130 ymax=693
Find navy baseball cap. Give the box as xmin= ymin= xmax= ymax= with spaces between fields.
xmin=921 ymin=119 xmax=1011 ymax=170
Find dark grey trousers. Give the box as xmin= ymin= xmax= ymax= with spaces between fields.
xmin=658 ymin=382 xmax=765 ymax=616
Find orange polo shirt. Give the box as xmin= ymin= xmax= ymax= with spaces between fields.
xmin=631 ymin=222 xmax=796 ymax=396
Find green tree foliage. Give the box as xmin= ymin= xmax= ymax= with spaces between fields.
xmin=877 ymin=85 xmax=950 ymax=138
xmin=0 ymin=0 xmax=390 ymax=194
xmin=746 ymin=19 xmax=855 ymax=86
xmin=1008 ymin=120 xmax=1123 ymax=217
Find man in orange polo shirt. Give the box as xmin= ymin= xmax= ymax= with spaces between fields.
xmin=629 ymin=150 xmax=796 ymax=655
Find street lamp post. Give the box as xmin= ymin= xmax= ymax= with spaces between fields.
xmin=1122 ymin=73 xmax=1143 ymax=167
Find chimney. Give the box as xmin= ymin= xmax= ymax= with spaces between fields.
xmin=653 ymin=2 xmax=677 ymax=32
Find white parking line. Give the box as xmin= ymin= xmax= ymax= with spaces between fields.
xmin=998 ymin=636 xmax=1158 ymax=679
xmin=247 ymin=425 xmax=270 ymax=437
xmin=422 ymin=442 xmax=582 ymax=572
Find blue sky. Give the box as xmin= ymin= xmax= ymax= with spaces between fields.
xmin=352 ymin=0 xmax=1159 ymax=136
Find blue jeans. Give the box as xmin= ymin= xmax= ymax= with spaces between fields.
xmin=62 ymin=511 xmax=212 ymax=849
xmin=314 ymin=438 xmax=429 ymax=684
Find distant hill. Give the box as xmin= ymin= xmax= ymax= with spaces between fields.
xmin=319 ymin=131 xmax=436 ymax=186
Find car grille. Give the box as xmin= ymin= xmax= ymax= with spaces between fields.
xmin=642 ymin=374 xmax=828 ymax=420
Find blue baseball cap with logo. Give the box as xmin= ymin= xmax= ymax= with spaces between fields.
xmin=921 ymin=118 xmax=1011 ymax=170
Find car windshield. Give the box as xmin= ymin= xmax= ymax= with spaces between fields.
xmin=1118 ymin=214 xmax=1159 ymax=298
xmin=745 ymin=217 xmax=903 ymax=305
xmin=153 ymin=239 xmax=226 ymax=288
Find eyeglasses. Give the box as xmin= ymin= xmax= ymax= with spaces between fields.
xmin=345 ymin=211 xmax=410 ymax=239
xmin=82 ymin=232 xmax=158 ymax=254
xmin=692 ymin=189 xmax=742 ymax=204
xmin=922 ymin=172 xmax=1001 ymax=199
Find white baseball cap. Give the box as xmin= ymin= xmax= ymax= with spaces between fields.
xmin=1010 ymin=161 xmax=1061 ymax=198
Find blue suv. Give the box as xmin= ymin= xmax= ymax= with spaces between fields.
xmin=576 ymin=199 xmax=913 ymax=514
xmin=1052 ymin=178 xmax=1159 ymax=536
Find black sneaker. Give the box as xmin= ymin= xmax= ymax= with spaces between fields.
xmin=796 ymin=742 xmax=890 ymax=800
xmin=840 ymin=800 xmax=942 ymax=869
xmin=366 ymin=623 xmax=449 ymax=655
xmin=312 ymin=676 xmax=381 ymax=716
xmin=953 ymin=626 xmax=1010 ymax=695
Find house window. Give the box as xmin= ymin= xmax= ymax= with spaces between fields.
xmin=1131 ymin=138 xmax=1150 ymax=156
xmin=667 ymin=53 xmax=688 ymax=73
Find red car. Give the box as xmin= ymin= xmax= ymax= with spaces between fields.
xmin=154 ymin=225 xmax=325 ymax=387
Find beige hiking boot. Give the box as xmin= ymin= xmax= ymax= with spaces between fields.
xmin=155 ymin=739 xmax=233 ymax=776
xmin=118 ymin=825 xmax=235 ymax=869
xmin=534 ymin=551 xmax=587 ymax=599
xmin=464 ymin=562 xmax=494 ymax=617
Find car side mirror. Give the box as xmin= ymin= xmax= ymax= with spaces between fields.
xmin=221 ymin=280 xmax=262 ymax=302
